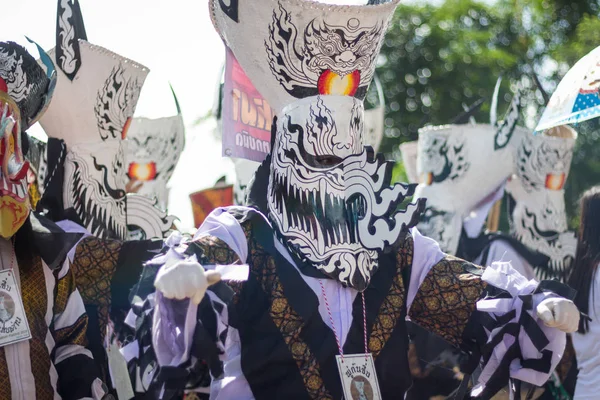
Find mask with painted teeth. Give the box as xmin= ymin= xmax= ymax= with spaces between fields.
xmin=268 ymin=96 xmax=424 ymax=291
xmin=66 ymin=140 xmax=128 ymax=239
xmin=40 ymin=41 xmax=149 ymax=240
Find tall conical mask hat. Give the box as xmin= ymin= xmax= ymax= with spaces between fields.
xmin=413 ymin=88 xmax=523 ymax=255
xmin=40 ymin=0 xmax=149 ymax=239
xmin=126 ymin=86 xmax=185 ymax=211
xmin=0 ymin=40 xmax=56 ymax=238
xmin=211 ymin=0 xmax=424 ymax=291
xmin=506 ymin=125 xmax=577 ymax=281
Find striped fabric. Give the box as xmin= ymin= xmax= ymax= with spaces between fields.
xmin=0 ymin=238 xmax=105 ymax=400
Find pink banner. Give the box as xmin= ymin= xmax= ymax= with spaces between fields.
xmin=222 ymin=48 xmax=273 ymax=162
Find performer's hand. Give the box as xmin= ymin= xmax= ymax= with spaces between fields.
xmin=536 ymin=298 xmax=580 ymax=333
xmin=154 ymin=259 xmax=221 ymax=305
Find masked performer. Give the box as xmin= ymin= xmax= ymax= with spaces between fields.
xmin=125 ymin=1 xmax=581 ymax=399
xmin=414 ymin=94 xmax=577 ymax=284
xmin=39 ymin=0 xmax=174 ymax=241
xmin=0 ymin=40 xmax=111 ymax=400
xmin=413 ymin=94 xmax=521 ymax=263
xmin=30 ymin=3 xmax=171 ymax=395
xmin=501 ymin=125 xmax=577 ymax=283
xmin=402 ymin=98 xmax=523 ymax=399
xmin=412 ymin=93 xmax=580 ymax=398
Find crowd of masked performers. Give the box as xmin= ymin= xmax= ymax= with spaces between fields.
xmin=1 ymin=0 xmax=599 ymax=399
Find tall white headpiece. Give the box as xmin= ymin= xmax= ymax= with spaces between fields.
xmin=40 ymin=0 xmax=174 ymax=239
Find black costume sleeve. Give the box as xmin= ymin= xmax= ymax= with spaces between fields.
xmin=408 ymin=255 xmax=575 ymax=399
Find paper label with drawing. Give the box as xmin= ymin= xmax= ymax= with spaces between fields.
xmin=336 ymin=354 xmax=382 ymax=400
xmin=0 ymin=270 xmax=31 ymax=347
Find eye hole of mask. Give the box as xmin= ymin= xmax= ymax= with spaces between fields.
xmin=313 ymin=155 xmax=343 ymax=168
xmin=545 ymin=173 xmax=565 ymax=191
xmin=3 ymin=133 xmax=28 ymax=182
xmin=0 ymin=97 xmax=27 ymax=182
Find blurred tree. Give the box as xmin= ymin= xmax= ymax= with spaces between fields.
xmin=377 ymin=0 xmax=528 ymax=158
xmin=377 ymin=0 xmax=600 ymax=228
xmin=549 ymin=13 xmax=600 ymax=226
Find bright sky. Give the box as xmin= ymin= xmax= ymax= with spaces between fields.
xmin=3 ymin=0 xmax=234 ymax=231
xmin=2 ymin=0 xmax=390 ymax=231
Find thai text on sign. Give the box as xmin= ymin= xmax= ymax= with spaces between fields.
xmin=222 ymin=48 xmax=272 ymax=162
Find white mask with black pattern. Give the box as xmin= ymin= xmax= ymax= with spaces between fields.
xmin=506 ymin=126 xmax=578 ymax=280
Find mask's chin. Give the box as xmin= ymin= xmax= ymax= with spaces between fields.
xmin=0 ymin=179 xmax=30 ymax=239
xmin=314 ymin=248 xmax=378 ymax=290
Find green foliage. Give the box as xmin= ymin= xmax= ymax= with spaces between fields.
xmin=377 ymin=0 xmax=528 ymax=158
xmin=391 ymin=159 xmax=408 ymax=184
xmin=552 ymin=14 xmax=600 ymax=65
xmin=377 ymin=0 xmax=600 ymax=228
xmin=564 ymin=118 xmax=600 ymax=227
xmin=546 ymin=11 xmax=600 ymax=226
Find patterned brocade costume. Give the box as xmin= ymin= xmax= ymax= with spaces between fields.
xmin=409 ymin=255 xmax=485 ymax=349
xmin=127 ymin=207 xmax=568 ymax=400
xmin=0 ymin=214 xmax=105 ymax=399
xmin=65 ymin=232 xmax=162 ymax=381
xmin=72 ymin=237 xmax=123 ymax=341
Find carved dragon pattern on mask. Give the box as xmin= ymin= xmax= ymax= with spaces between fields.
xmin=418 ymin=133 xmax=469 ymax=185
xmin=507 ymin=129 xmax=577 ymax=281
xmin=266 ymin=3 xmax=385 ymax=99
xmin=94 ymin=65 xmax=142 ymax=141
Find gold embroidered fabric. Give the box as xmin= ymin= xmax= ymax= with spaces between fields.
xmin=54 ymin=267 xmax=78 ymax=316
xmin=249 ymin=236 xmax=333 ymax=400
xmin=192 ymin=233 xmax=245 ymax=298
xmin=19 ymin=255 xmax=53 ymax=399
xmin=0 ymin=252 xmax=97 ymax=399
xmin=183 ymin=393 xmax=206 ymax=400
xmin=54 ymin=314 xmax=88 ymax=346
xmin=556 ymin=334 xmax=575 ymax=382
xmin=71 ymin=237 xmax=122 ymax=340
xmin=193 ymin=217 xmax=416 ymax=399
xmin=408 ymin=255 xmax=486 ymax=348
xmin=369 ymin=233 xmax=412 ymax=358
xmin=193 ymin=235 xmax=241 ymax=266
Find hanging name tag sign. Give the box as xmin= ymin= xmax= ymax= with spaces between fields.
xmin=0 ymin=270 xmax=31 ymax=347
xmin=336 ymin=354 xmax=382 ymax=400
